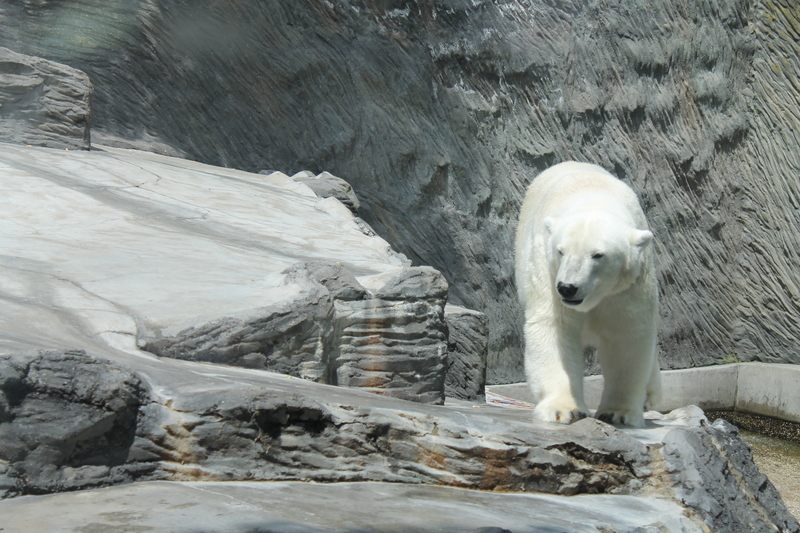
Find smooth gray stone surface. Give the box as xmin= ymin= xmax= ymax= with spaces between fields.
xmin=0 ymin=140 xmax=453 ymax=401
xmin=0 ymin=141 xmax=406 ymax=356
xmin=5 ymin=1 xmax=800 ymax=381
xmin=0 ymin=47 xmax=92 ymax=150
xmin=0 ymin=480 xmax=701 ymax=533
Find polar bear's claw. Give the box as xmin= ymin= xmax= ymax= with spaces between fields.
xmin=559 ymin=409 xmax=590 ymax=424
xmin=595 ymin=409 xmax=645 ymax=427
xmin=534 ymin=400 xmax=590 ymax=425
xmin=597 ymin=412 xmax=616 ymax=424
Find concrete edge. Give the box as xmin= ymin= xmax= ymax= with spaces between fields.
xmin=736 ymin=363 xmax=800 ymax=424
xmin=487 ymin=362 xmax=800 ymax=424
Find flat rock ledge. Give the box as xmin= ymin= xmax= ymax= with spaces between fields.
xmin=0 ymin=481 xmax=700 ymax=533
xmin=0 ymin=349 xmax=798 ymax=533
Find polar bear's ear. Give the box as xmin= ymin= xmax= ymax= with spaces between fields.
xmin=631 ymin=230 xmax=653 ymax=248
xmin=543 ymin=217 xmax=555 ymax=237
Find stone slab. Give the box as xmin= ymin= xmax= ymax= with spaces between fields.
xmin=0 ymin=141 xmax=405 ymax=356
xmin=0 ymin=48 xmax=92 ymax=150
xmin=0 ymin=480 xmax=701 ymax=533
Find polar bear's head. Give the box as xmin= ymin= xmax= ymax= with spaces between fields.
xmin=544 ymin=215 xmax=652 ymax=312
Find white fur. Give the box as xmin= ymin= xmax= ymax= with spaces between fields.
xmin=515 ymin=162 xmax=661 ymax=427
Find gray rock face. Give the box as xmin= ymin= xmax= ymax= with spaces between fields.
xmin=0 ymin=47 xmax=91 ymax=150
xmin=662 ymin=418 xmax=800 ymax=532
xmin=445 ymin=305 xmax=488 ymax=401
xmin=142 ymin=263 xmax=449 ymax=404
xmin=0 ymin=345 xmax=796 ymax=532
xmin=0 ymin=350 xmax=144 ymax=495
xmin=4 ymin=1 xmax=800 ymax=381
xmin=143 ymin=286 xmax=338 ymax=381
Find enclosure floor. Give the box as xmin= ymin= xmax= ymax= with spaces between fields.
xmin=742 ymin=431 xmax=800 ymax=520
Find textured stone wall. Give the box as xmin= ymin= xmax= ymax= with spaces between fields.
xmin=2 ymin=1 xmax=800 ymax=381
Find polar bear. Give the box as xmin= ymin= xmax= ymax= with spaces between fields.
xmin=514 ymin=162 xmax=661 ymax=427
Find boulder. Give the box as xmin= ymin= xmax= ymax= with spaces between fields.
xmin=0 ymin=351 xmax=145 ymax=495
xmin=290 ymin=170 xmax=361 ymax=214
xmin=0 ymin=47 xmax=91 ymax=150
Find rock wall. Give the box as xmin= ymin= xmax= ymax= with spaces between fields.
xmin=2 ymin=1 xmax=800 ymax=382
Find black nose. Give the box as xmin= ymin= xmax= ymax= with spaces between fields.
xmin=557 ymin=282 xmax=578 ymax=298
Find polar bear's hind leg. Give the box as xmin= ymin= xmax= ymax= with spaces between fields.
xmin=644 ymin=357 xmax=662 ymax=411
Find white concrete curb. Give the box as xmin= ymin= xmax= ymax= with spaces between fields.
xmin=487 ymin=362 xmax=800 ymax=424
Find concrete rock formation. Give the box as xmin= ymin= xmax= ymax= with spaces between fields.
xmin=0 ymin=47 xmax=91 ymax=150
xmin=445 ymin=304 xmax=488 ymax=401
xmin=2 ymin=19 xmax=800 ymax=529
xmin=0 ymin=346 xmax=797 ymax=532
xmin=143 ymin=262 xmax=450 ymax=404
xmin=3 ymin=0 xmax=799 ymax=381
xmin=0 ymin=142 xmax=796 ymax=531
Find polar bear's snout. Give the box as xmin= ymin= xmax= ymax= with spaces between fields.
xmin=556 ymin=281 xmax=585 ymax=306
xmin=556 ymin=282 xmax=579 ymax=299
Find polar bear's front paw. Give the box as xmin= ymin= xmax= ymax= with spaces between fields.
xmin=595 ymin=408 xmax=645 ymax=427
xmin=533 ymin=397 xmax=590 ymax=425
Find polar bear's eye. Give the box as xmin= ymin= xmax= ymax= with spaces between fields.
xmin=592 ymin=252 xmax=605 ymax=259
xmin=557 ymin=248 xmax=564 ymax=256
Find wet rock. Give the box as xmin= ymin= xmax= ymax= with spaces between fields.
xmin=0 ymin=47 xmax=91 ymax=150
